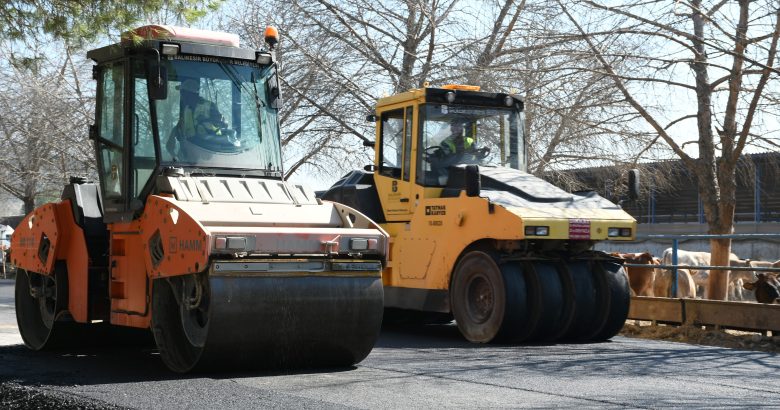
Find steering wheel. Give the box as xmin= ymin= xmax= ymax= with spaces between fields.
xmin=474 ymin=147 xmax=490 ymax=159
xmin=423 ymin=146 xmax=444 ymax=161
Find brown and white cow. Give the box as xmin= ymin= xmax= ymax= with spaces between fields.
xmin=728 ymin=259 xmax=780 ymax=300
xmin=653 ymin=267 xmax=697 ymax=298
xmin=611 ymin=252 xmax=656 ymax=296
xmin=660 ymin=248 xmax=741 ymax=298
xmin=742 ymin=273 xmax=780 ymax=304
xmin=747 ymin=259 xmax=780 ymax=275
xmin=727 ymin=259 xmax=757 ymax=301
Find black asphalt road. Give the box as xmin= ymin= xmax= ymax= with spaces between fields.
xmin=2 ymin=279 xmax=780 ymax=408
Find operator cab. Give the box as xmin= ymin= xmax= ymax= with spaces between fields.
xmin=362 ymin=85 xmax=526 ymax=221
xmin=87 ymin=25 xmax=282 ymax=222
xmin=378 ymin=85 xmax=525 ymax=187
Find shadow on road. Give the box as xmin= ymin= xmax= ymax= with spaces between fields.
xmin=2 ymin=313 xmax=780 ymax=390
xmin=376 ymin=321 xmax=780 ymax=383
xmin=0 ymin=341 xmax=359 ymax=387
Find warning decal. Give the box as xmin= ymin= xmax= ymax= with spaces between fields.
xmin=569 ymin=219 xmax=590 ymax=240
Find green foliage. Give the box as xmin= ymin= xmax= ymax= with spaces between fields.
xmin=0 ymin=0 xmax=223 ymax=44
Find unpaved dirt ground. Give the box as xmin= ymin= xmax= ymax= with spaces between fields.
xmin=619 ymin=321 xmax=780 ymax=354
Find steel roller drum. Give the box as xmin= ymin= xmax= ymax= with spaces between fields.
xmin=152 ymin=260 xmax=384 ymax=373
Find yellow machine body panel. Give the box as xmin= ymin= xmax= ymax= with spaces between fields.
xmin=382 ymin=193 xmax=525 ymax=290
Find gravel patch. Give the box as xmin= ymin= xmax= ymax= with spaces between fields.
xmin=0 ymin=381 xmax=125 ymax=409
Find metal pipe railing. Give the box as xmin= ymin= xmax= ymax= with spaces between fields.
xmin=621 ymin=233 xmax=780 ymax=297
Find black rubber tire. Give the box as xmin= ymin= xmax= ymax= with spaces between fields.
xmin=16 ymin=269 xmax=54 ymax=350
xmin=15 ymin=268 xmax=68 ymax=350
xmin=495 ymin=262 xmax=531 ymax=343
xmin=543 ymin=262 xmax=577 ymax=342
xmin=560 ymin=261 xmax=600 ymax=341
xmin=450 ymin=251 xmax=507 ymax=343
xmin=151 ymin=276 xmax=207 ymax=373
xmin=522 ymin=261 xmax=565 ymax=342
xmin=589 ymin=261 xmax=631 ymax=341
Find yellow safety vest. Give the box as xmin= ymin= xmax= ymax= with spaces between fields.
xmin=442 ymin=135 xmax=474 ymax=154
xmin=180 ymin=100 xmax=222 ymax=139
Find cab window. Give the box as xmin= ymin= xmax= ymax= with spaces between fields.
xmin=97 ymin=63 xmax=125 ymax=201
xmin=379 ymin=109 xmax=404 ymax=178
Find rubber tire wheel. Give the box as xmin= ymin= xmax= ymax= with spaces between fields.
xmin=151 ymin=277 xmax=207 ymax=373
xmin=560 ymin=261 xmax=600 ymax=342
xmin=495 ymin=262 xmax=531 ymax=343
xmin=451 ymin=251 xmax=507 ymax=343
xmin=590 ymin=261 xmax=631 ymax=341
xmin=522 ymin=262 xmax=565 ymax=342
xmin=15 ymin=267 xmax=69 ymax=350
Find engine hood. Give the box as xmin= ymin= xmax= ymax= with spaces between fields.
xmin=450 ymin=166 xmax=633 ymax=221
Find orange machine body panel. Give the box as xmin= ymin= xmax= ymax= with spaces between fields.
xmin=11 ymin=200 xmax=91 ymax=323
xmin=107 ymin=195 xmax=209 ymax=328
xmin=11 ymin=195 xmax=209 ymax=329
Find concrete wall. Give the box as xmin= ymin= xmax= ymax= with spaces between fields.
xmin=595 ymin=222 xmax=780 ymax=261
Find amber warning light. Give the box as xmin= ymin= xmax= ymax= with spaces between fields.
xmin=264 ymin=26 xmax=279 ymax=50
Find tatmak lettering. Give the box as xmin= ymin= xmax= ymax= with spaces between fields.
xmin=425 ymin=205 xmax=446 ymax=216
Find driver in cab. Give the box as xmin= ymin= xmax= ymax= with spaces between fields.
xmin=439 ymin=118 xmax=474 ymax=158
xmin=167 ymin=78 xmax=233 ymax=158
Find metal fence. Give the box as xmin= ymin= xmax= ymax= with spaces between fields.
xmin=621 ymin=233 xmax=780 ymax=334
xmin=624 ymin=233 xmax=780 ymax=297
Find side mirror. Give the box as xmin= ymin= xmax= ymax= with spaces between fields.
xmin=366 ymin=114 xmax=377 ymax=122
xmin=267 ymin=74 xmax=281 ymax=108
xmin=363 ymin=164 xmax=376 ymax=172
xmin=148 ymin=64 xmax=168 ymax=100
xmin=268 ymin=77 xmax=282 ymax=108
xmin=627 ymin=169 xmax=639 ymax=200
xmin=465 ymin=165 xmax=481 ymax=197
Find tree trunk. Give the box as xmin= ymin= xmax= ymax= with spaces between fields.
xmin=23 ymin=196 xmax=35 ymax=215
xmin=708 ymin=237 xmax=732 ymax=300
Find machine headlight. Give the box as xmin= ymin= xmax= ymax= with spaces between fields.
xmin=607 ymin=228 xmax=632 ymax=237
xmin=446 ymin=91 xmax=456 ymax=103
xmin=256 ymin=52 xmax=273 ymax=65
xmin=161 ymin=43 xmax=180 ymax=55
xmin=504 ymin=95 xmax=514 ymax=107
xmin=349 ymin=238 xmax=378 ymax=251
xmin=215 ymin=236 xmax=251 ymax=250
xmin=525 ymin=226 xmax=549 ymax=236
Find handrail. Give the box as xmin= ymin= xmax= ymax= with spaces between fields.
xmin=640 ymin=233 xmax=780 ymax=240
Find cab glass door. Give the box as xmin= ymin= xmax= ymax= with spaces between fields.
xmin=96 ymin=63 xmax=127 ymax=214
xmin=377 ymin=107 xmax=414 ymax=219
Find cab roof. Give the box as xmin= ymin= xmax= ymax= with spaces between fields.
xmin=87 ymin=25 xmax=256 ymax=64
xmin=376 ymin=86 xmax=523 ymax=111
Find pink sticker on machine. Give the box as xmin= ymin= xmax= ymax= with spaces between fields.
xmin=569 ymin=219 xmax=591 ymax=239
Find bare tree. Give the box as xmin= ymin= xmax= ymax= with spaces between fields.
xmin=225 ymin=0 xmax=661 ymax=187
xmin=0 ymin=41 xmax=95 ymax=214
xmin=225 ymin=0 xmax=462 ymax=183
xmin=557 ymin=0 xmax=780 ymax=299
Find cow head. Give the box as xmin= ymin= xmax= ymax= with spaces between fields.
xmin=618 ymin=252 xmax=653 ymax=264
xmin=743 ymin=273 xmax=780 ymax=304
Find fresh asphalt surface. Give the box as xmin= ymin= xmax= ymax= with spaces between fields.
xmin=2 ymin=278 xmax=780 ymax=409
